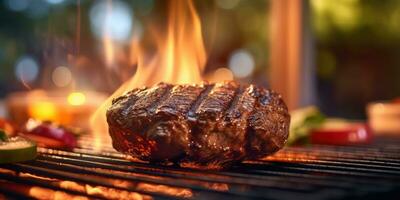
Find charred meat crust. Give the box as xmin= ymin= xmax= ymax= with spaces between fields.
xmin=246 ymin=88 xmax=290 ymax=159
xmin=107 ymin=81 xmax=290 ymax=168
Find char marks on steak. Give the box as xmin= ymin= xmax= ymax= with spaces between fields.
xmin=107 ymin=81 xmax=290 ymax=168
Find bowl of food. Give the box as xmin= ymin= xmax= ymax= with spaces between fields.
xmin=367 ymin=99 xmax=400 ymax=135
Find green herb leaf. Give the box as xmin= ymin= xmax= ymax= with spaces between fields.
xmin=288 ymin=106 xmax=326 ymax=145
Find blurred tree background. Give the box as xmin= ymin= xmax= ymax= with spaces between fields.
xmin=311 ymin=0 xmax=400 ymax=118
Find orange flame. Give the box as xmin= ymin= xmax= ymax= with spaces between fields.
xmin=90 ymin=0 xmax=207 ymax=149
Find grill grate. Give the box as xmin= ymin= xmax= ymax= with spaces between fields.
xmin=1 ymin=135 xmax=399 ymax=200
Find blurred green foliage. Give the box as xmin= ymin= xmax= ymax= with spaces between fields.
xmin=312 ymin=0 xmax=400 ymax=44
xmin=311 ymin=0 xmax=400 ymax=118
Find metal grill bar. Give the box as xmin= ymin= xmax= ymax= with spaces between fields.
xmin=268 ymin=153 xmax=400 ymax=167
xmin=44 ymin=141 xmax=400 ymax=198
xmin=38 ymin=149 xmax=392 ymax=191
xmin=33 ymin=154 xmax=325 ymax=200
xmin=0 ymin=185 xmax=37 ymax=200
xmin=31 ymin=158 xmax=275 ymax=199
xmin=0 ymin=172 xmax=109 ymax=200
xmin=56 ymin=147 xmax=398 ymax=184
xmin=1 ymin=164 xmax=178 ymax=200
xmin=38 ymin=148 xmax=377 ymax=195
xmin=1 ymin=136 xmax=400 ymax=200
xmin=38 ymin=153 xmax=311 ymax=189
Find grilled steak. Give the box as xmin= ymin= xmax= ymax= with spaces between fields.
xmin=107 ymin=81 xmax=290 ymax=168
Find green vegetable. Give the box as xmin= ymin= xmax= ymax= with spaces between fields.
xmin=0 ymin=136 xmax=37 ymax=164
xmin=0 ymin=129 xmax=7 ymax=141
xmin=288 ymin=106 xmax=325 ymax=145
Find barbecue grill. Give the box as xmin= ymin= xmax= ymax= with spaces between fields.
xmin=1 ymin=135 xmax=399 ymax=200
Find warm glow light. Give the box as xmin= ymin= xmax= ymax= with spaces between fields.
xmin=29 ymin=186 xmax=86 ymax=200
xmin=214 ymin=68 xmax=233 ymax=80
xmin=137 ymin=183 xmax=193 ymax=198
xmin=67 ymin=92 xmax=86 ymax=106
xmin=28 ymin=101 xmax=57 ymax=121
xmin=90 ymin=0 xmax=207 ymax=149
xmin=205 ymin=67 xmax=234 ymax=82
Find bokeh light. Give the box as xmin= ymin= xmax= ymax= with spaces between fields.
xmin=214 ymin=68 xmax=234 ymax=81
xmin=4 ymin=0 xmax=29 ymax=12
xmin=28 ymin=101 xmax=57 ymax=121
xmin=89 ymin=0 xmax=133 ymax=42
xmin=45 ymin=0 xmax=64 ymax=5
xmin=14 ymin=55 xmax=39 ymax=83
xmin=52 ymin=66 xmax=72 ymax=87
xmin=67 ymin=92 xmax=86 ymax=106
xmin=25 ymin=0 xmax=49 ymax=19
xmin=228 ymin=49 xmax=255 ymax=78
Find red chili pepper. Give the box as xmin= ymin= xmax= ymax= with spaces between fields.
xmin=23 ymin=119 xmax=77 ymax=149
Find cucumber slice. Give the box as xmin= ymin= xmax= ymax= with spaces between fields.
xmin=0 ymin=136 xmax=37 ymax=164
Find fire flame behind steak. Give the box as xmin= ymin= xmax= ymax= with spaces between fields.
xmin=107 ymin=81 xmax=290 ymax=169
